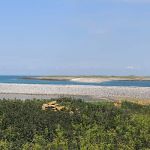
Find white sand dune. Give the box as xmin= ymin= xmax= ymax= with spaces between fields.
xmin=71 ymin=78 xmax=112 ymax=83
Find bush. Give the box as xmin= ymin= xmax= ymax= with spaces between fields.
xmin=0 ymin=98 xmax=149 ymax=149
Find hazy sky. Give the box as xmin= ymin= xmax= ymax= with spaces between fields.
xmin=0 ymin=0 xmax=150 ymax=75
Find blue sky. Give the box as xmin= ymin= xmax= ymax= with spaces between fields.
xmin=0 ymin=0 xmax=150 ymax=75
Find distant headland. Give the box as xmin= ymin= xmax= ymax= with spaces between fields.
xmin=24 ymin=75 xmax=150 ymax=83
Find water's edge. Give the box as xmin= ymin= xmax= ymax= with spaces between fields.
xmin=1 ymin=76 xmax=150 ymax=87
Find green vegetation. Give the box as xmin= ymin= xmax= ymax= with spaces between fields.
xmin=0 ymin=98 xmax=150 ymax=150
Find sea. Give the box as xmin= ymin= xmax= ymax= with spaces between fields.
xmin=0 ymin=75 xmax=150 ymax=87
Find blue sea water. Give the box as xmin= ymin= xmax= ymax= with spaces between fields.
xmin=0 ymin=76 xmax=150 ymax=87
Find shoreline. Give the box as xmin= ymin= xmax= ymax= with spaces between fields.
xmin=24 ymin=76 xmax=150 ymax=83
xmin=0 ymin=83 xmax=150 ymax=100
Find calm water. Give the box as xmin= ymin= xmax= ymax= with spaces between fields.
xmin=0 ymin=76 xmax=150 ymax=87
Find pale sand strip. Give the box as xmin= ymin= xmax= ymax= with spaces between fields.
xmin=71 ymin=78 xmax=112 ymax=83
xmin=0 ymin=83 xmax=150 ymax=100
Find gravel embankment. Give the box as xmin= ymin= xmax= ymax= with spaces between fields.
xmin=0 ymin=83 xmax=150 ymax=100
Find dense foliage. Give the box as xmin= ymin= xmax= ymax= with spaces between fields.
xmin=0 ymin=98 xmax=150 ymax=150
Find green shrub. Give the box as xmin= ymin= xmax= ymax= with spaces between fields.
xmin=0 ymin=98 xmax=149 ymax=149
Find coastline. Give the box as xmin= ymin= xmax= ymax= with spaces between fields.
xmin=0 ymin=83 xmax=150 ymax=100
xmin=24 ymin=76 xmax=150 ymax=83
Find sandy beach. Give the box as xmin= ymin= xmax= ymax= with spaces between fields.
xmin=0 ymin=83 xmax=150 ymax=100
